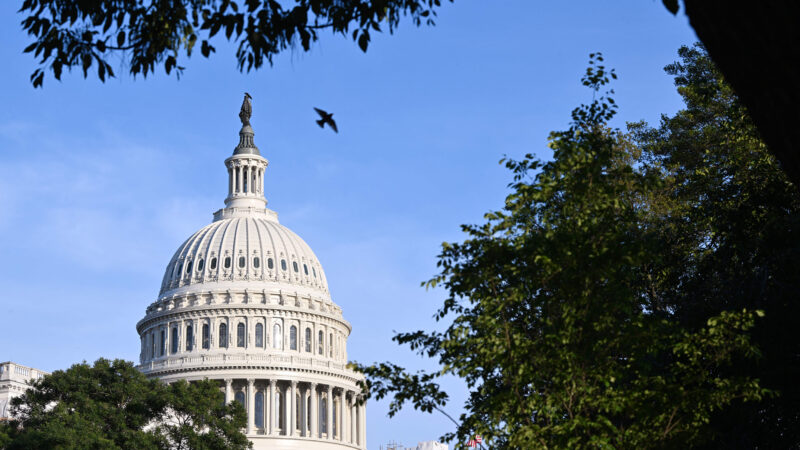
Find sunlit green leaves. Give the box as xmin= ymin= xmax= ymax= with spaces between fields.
xmin=4 ymin=359 xmax=251 ymax=449
xmin=355 ymin=52 xmax=769 ymax=449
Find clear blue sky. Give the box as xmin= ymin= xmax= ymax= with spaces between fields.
xmin=0 ymin=1 xmax=696 ymax=448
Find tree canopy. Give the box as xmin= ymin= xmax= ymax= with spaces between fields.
xmin=630 ymin=43 xmax=800 ymax=448
xmin=3 ymin=358 xmax=250 ymax=450
xmin=18 ymin=0 xmax=450 ymax=87
xmin=354 ymin=49 xmax=789 ymax=448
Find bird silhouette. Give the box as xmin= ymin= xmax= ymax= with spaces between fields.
xmin=314 ymin=107 xmax=338 ymax=133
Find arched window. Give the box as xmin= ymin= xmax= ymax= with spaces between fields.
xmin=305 ymin=328 xmax=312 ymax=352
xmin=273 ymin=323 xmax=282 ymax=349
xmin=237 ymin=323 xmax=245 ymax=347
xmin=268 ymin=258 xmax=274 ymax=269
xmin=238 ymin=256 xmax=246 ymax=268
xmin=253 ymin=257 xmax=260 ymax=268
xmin=210 ymin=257 xmax=217 ymax=270
xmin=171 ymin=327 xmax=179 ymax=354
xmin=320 ymin=397 xmax=328 ymax=435
xmin=255 ymin=391 xmax=264 ymax=428
xmin=234 ymin=391 xmax=245 ymax=406
xmin=281 ymin=259 xmax=287 ymax=271
xmin=186 ymin=324 xmax=193 ymax=351
xmin=219 ymin=323 xmax=228 ymax=348
xmin=303 ymin=263 xmax=308 ymax=275
xmin=293 ymin=261 xmax=299 ymax=272
xmin=313 ymin=267 xmax=317 ymax=278
xmin=150 ymin=331 xmax=155 ymax=358
xmin=197 ymin=259 xmax=204 ymax=271
xmin=224 ymin=256 xmax=231 ymax=269
xmin=185 ymin=261 xmax=192 ymax=274
xmin=255 ymin=323 xmax=264 ymax=347
xmin=160 ymin=329 xmax=166 ymax=356
xmin=318 ymin=330 xmax=324 ymax=355
xmin=329 ymin=333 xmax=334 ymax=357
xmin=289 ymin=325 xmax=298 ymax=350
xmin=202 ymin=324 xmax=210 ymax=349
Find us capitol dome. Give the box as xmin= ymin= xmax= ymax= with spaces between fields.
xmin=136 ymin=95 xmax=366 ymax=450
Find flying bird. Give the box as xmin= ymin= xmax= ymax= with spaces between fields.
xmin=314 ymin=107 xmax=338 ymax=133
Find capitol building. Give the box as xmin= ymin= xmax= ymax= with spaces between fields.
xmin=134 ymin=95 xmax=366 ymax=449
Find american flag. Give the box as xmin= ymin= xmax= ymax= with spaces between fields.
xmin=475 ymin=435 xmax=482 ymax=444
xmin=467 ymin=439 xmax=477 ymax=447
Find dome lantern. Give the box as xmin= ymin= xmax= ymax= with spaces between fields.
xmin=221 ymin=94 xmax=270 ymax=215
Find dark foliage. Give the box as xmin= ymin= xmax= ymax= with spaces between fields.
xmin=18 ymin=0 xmax=451 ymax=87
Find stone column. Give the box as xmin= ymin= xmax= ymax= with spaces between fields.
xmin=246 ymin=379 xmax=255 ymax=434
xmin=289 ymin=381 xmax=297 ymax=437
xmin=348 ymin=393 xmax=354 ymax=444
xmin=237 ymin=165 xmax=242 ymax=195
xmin=360 ymin=400 xmax=366 ymax=447
xmin=269 ymin=379 xmax=277 ymax=435
xmin=310 ymin=383 xmax=318 ymax=438
xmin=224 ymin=379 xmax=233 ymax=404
xmin=339 ymin=389 xmax=346 ymax=441
xmin=300 ymin=385 xmax=307 ymax=437
xmin=326 ymin=385 xmax=333 ymax=439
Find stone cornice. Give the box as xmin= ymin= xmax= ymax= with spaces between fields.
xmin=136 ymin=303 xmax=352 ymax=334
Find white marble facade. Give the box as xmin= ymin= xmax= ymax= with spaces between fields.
xmin=0 ymin=362 xmax=49 ymax=420
xmin=136 ymin=97 xmax=366 ymax=450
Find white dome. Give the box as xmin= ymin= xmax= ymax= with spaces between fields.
xmin=136 ymin=96 xmax=366 ymax=450
xmin=159 ymin=213 xmax=330 ymax=298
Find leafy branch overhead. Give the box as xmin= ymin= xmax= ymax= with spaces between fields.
xmin=19 ymin=0 xmax=451 ymax=87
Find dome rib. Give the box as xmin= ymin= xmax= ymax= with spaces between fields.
xmin=158 ymin=216 xmax=330 ymax=298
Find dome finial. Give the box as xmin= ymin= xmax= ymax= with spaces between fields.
xmin=233 ymin=93 xmax=260 ymax=155
xmin=239 ymin=92 xmax=252 ymax=127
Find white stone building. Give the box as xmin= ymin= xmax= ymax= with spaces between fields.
xmin=0 ymin=361 xmax=49 ymax=420
xmin=135 ymin=96 xmax=366 ymax=450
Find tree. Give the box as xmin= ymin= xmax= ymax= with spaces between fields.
xmin=158 ymin=380 xmax=251 ymax=450
xmin=354 ymin=54 xmax=768 ymax=449
xmin=630 ymin=44 xmax=800 ymax=449
xmin=18 ymin=0 xmax=450 ymax=87
xmin=3 ymin=358 xmax=249 ymax=450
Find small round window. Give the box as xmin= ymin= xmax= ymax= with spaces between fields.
xmin=238 ymin=256 xmax=246 ymax=268
xmin=197 ymin=259 xmax=204 ymax=271
xmin=253 ymin=257 xmax=260 ymax=268
xmin=268 ymin=258 xmax=274 ymax=269
xmin=224 ymin=257 xmax=231 ymax=269
xmin=210 ymin=257 xmax=217 ymax=270
xmin=303 ymin=264 xmax=308 ymax=275
xmin=280 ymin=259 xmax=287 ymax=271
xmin=186 ymin=261 xmax=192 ymax=274
xmin=293 ymin=261 xmax=298 ymax=272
